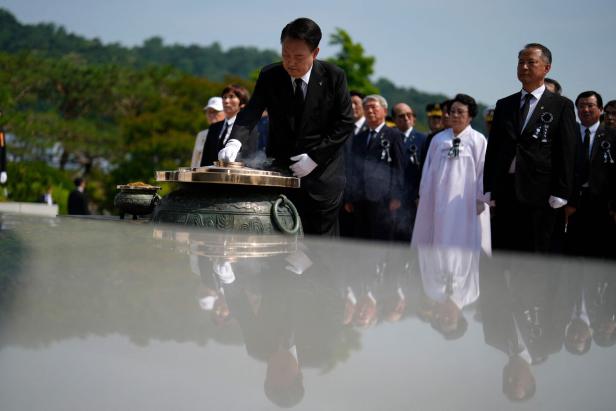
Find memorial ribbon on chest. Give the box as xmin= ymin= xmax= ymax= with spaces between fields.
xmin=448 ymin=137 xmax=461 ymax=159
xmin=380 ymin=136 xmax=392 ymax=163
xmin=600 ymin=140 xmax=614 ymax=164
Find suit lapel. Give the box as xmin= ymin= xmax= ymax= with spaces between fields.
xmin=279 ymin=69 xmax=296 ymax=130
xmin=591 ymin=126 xmax=605 ymax=163
xmin=299 ymin=61 xmax=324 ymax=132
xmin=511 ymin=92 xmax=522 ymax=137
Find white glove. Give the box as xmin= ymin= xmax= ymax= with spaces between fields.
xmin=213 ymin=261 xmax=236 ymax=284
xmin=0 ymin=171 xmax=6 ymax=184
xmin=217 ymin=139 xmax=242 ymax=162
xmin=548 ymin=195 xmax=567 ymax=209
xmin=289 ymin=153 xmax=317 ymax=178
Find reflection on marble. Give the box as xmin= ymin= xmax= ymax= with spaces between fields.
xmin=0 ymin=213 xmax=615 ymax=410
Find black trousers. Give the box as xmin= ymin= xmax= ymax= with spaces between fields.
xmin=492 ymin=175 xmax=558 ymax=253
xmin=288 ymin=187 xmax=342 ymax=237
xmin=564 ymin=189 xmax=612 ymax=258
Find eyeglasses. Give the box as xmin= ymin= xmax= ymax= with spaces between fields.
xmin=449 ymin=109 xmax=468 ymax=116
xmin=603 ymin=110 xmax=616 ymax=117
xmin=396 ymin=112 xmax=414 ymax=119
xmin=578 ymin=103 xmax=598 ymax=110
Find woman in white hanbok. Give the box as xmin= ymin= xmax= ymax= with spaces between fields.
xmin=412 ymin=93 xmax=491 ymax=254
xmin=412 ymin=94 xmax=490 ymax=339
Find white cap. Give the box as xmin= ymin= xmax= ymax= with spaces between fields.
xmin=204 ymin=96 xmax=223 ymax=112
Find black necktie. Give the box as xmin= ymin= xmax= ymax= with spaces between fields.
xmin=218 ymin=121 xmax=229 ymax=149
xmin=519 ymin=93 xmax=532 ymax=132
xmin=583 ymin=128 xmax=591 ymax=161
xmin=293 ymin=78 xmax=304 ymax=129
xmin=366 ymin=129 xmax=375 ymax=147
xmin=582 ymin=128 xmax=591 ymax=183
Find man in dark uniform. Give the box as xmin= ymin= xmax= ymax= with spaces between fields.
xmin=484 ymin=43 xmax=577 ymax=253
xmin=345 ymin=95 xmax=405 ymax=241
xmin=218 ymin=18 xmax=354 ymax=236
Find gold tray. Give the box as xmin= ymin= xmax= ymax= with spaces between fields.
xmin=155 ymin=162 xmax=300 ymax=188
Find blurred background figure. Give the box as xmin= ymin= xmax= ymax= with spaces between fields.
xmin=67 ymin=177 xmax=89 ymax=215
xmin=544 ymin=77 xmax=562 ymax=95
xmin=191 ymin=96 xmax=225 ymax=168
xmin=426 ymin=103 xmax=444 ymax=135
xmin=483 ymin=105 xmax=495 ymax=135
xmin=0 ymin=109 xmax=7 ymax=186
xmin=39 ymin=186 xmax=54 ymax=205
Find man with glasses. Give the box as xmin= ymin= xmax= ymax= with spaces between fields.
xmin=345 ymin=95 xmax=404 ymax=241
xmin=392 ymin=102 xmax=426 ymax=242
xmin=484 ymin=43 xmax=577 ymax=253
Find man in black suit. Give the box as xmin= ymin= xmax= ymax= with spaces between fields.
xmin=564 ymin=91 xmax=616 ymax=258
xmin=199 ymin=84 xmax=258 ymax=167
xmin=218 ymin=18 xmax=354 ymax=236
xmin=340 ymin=91 xmax=368 ymax=238
xmin=67 ymin=177 xmax=89 ymax=215
xmin=484 ymin=43 xmax=577 ymax=253
xmin=344 ymin=95 xmax=405 ymax=241
xmin=392 ymin=102 xmax=426 ymax=242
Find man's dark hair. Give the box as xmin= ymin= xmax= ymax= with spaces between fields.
xmin=605 ymin=100 xmax=616 ymax=111
xmin=221 ymin=84 xmax=251 ymax=106
xmin=451 ymin=93 xmax=478 ymax=119
xmin=264 ymin=373 xmax=304 ymax=408
xmin=575 ymin=90 xmax=603 ymax=109
xmin=440 ymin=99 xmax=453 ymax=114
xmin=350 ymin=90 xmax=365 ymax=99
xmin=544 ymin=78 xmax=562 ymax=95
xmin=73 ymin=177 xmax=84 ymax=187
xmin=280 ymin=17 xmax=322 ymax=51
xmin=520 ymin=43 xmax=552 ymax=64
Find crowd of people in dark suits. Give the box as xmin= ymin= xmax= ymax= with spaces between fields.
xmin=195 ymin=20 xmax=615 ymax=262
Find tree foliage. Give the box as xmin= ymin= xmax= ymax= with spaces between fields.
xmin=327 ymin=28 xmax=379 ymax=96
xmin=0 ymin=8 xmax=279 ymax=81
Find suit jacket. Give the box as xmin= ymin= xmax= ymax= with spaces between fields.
xmin=347 ymin=125 xmax=405 ymax=203
xmin=199 ymin=119 xmax=258 ymax=166
xmin=569 ymin=124 xmax=616 ymax=207
xmin=401 ymin=129 xmax=427 ymax=204
xmin=67 ymin=189 xmax=89 ymax=215
xmin=229 ymin=60 xmax=354 ymax=196
xmin=484 ymin=90 xmax=577 ymax=206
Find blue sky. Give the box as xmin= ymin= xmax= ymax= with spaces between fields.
xmin=2 ymin=0 xmax=615 ymax=106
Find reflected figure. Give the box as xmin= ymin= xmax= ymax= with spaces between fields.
xmin=564 ymin=273 xmax=593 ymax=355
xmin=418 ymin=247 xmax=479 ymax=339
xmin=480 ymin=256 xmax=571 ymax=401
xmin=217 ymin=242 xmax=351 ymax=408
xmin=585 ymin=270 xmax=616 ymax=349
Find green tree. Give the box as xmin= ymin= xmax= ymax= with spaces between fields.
xmin=327 ymin=28 xmax=379 ymax=95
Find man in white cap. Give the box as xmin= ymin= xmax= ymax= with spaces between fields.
xmin=191 ymin=97 xmax=225 ymax=168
